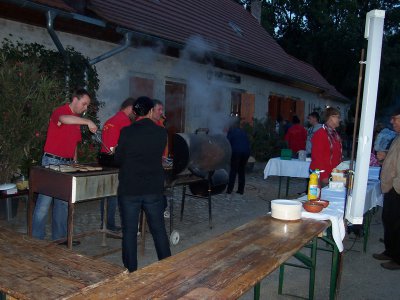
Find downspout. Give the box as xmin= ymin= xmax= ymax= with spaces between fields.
xmin=46 ymin=10 xmax=70 ymax=93
xmin=84 ymin=31 xmax=132 ymax=86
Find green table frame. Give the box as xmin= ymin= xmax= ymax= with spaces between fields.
xmin=277 ymin=228 xmax=340 ymax=300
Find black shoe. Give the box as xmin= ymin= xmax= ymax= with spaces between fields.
xmin=236 ymin=191 xmax=244 ymax=195
xmin=59 ymin=240 xmax=81 ymax=247
xmin=106 ymin=233 xmax=122 ymax=239
xmin=381 ymin=260 xmax=400 ymax=270
xmin=373 ymin=252 xmax=392 ymax=261
xmin=107 ymin=226 xmax=122 ymax=233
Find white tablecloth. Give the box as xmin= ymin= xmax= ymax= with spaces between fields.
xmin=264 ymin=157 xmax=311 ymax=179
xmin=297 ymin=180 xmax=383 ymax=252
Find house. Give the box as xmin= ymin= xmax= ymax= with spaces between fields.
xmin=0 ymin=0 xmax=348 ymax=142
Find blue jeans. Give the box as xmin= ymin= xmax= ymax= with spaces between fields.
xmin=32 ymin=155 xmax=69 ymax=240
xmin=100 ymin=196 xmax=119 ymax=230
xmin=119 ymin=194 xmax=171 ymax=272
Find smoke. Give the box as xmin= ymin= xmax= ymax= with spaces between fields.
xmin=174 ymin=35 xmax=231 ymax=134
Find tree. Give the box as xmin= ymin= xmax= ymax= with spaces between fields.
xmin=233 ymin=0 xmax=400 ymax=117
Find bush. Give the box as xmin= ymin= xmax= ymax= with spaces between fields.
xmin=242 ymin=118 xmax=285 ymax=162
xmin=0 ymin=37 xmax=102 ymax=182
xmin=0 ymin=54 xmax=64 ymax=182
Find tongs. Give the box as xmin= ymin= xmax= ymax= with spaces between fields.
xmin=92 ymin=131 xmax=113 ymax=154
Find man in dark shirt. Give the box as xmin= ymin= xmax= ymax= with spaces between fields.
xmin=226 ymin=118 xmax=251 ymax=195
xmin=115 ymin=96 xmax=171 ymax=272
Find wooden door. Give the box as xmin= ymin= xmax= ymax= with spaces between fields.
xmin=129 ymin=77 xmax=154 ymax=98
xmin=165 ymin=81 xmax=186 ymax=156
xmin=295 ymin=99 xmax=305 ymax=124
xmin=240 ymin=93 xmax=255 ymax=125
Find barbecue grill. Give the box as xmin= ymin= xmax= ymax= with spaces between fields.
xmin=164 ymin=132 xmax=231 ymax=244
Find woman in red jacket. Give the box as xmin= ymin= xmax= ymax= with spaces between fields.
xmin=310 ymin=107 xmax=343 ymax=185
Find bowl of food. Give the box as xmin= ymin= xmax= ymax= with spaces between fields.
xmin=303 ymin=201 xmax=324 ymax=213
xmin=314 ymin=199 xmax=329 ymax=208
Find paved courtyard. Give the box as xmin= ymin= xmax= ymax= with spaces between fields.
xmin=0 ymin=162 xmax=398 ymax=299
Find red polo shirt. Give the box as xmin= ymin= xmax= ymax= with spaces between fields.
xmin=44 ymin=103 xmax=81 ymax=158
xmin=101 ymin=111 xmax=131 ymax=153
xmin=284 ymin=124 xmax=307 ymax=153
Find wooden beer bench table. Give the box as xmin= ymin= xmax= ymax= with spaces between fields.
xmin=0 ymin=226 xmax=124 ymax=300
xmin=67 ymin=215 xmax=330 ymax=300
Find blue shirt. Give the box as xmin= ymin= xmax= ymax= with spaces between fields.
xmin=227 ymin=127 xmax=251 ymax=155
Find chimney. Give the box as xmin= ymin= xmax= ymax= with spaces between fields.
xmin=251 ymin=0 xmax=261 ymax=23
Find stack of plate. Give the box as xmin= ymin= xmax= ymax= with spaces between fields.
xmin=271 ymin=199 xmax=302 ymax=221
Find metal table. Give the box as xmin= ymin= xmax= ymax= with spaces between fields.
xmin=28 ymin=165 xmax=119 ymax=249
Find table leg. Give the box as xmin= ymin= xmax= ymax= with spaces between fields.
xmin=363 ymin=210 xmax=372 ymax=253
xmin=101 ymin=198 xmax=108 ymax=247
xmin=67 ymin=201 xmax=74 ymax=249
xmin=5 ymin=198 xmax=12 ymax=221
xmin=253 ymin=282 xmax=260 ymax=300
xmin=285 ymin=177 xmax=290 ymax=198
xmin=278 ymin=177 xmax=282 ymax=198
xmin=28 ymin=190 xmax=34 ymax=237
xmin=320 ymin=235 xmax=340 ymax=300
xmin=278 ymin=237 xmax=318 ymax=299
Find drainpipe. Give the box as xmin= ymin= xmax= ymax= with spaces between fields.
xmin=46 ymin=10 xmax=70 ymax=93
xmin=83 ymin=31 xmax=132 ymax=88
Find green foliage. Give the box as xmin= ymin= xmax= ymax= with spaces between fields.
xmin=0 ymin=37 xmax=102 ymax=181
xmin=0 ymin=54 xmax=64 ymax=182
xmin=242 ymin=118 xmax=285 ymax=161
xmin=259 ymin=0 xmax=400 ymax=114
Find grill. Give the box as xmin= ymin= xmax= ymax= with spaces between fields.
xmin=164 ymin=132 xmax=231 ymax=243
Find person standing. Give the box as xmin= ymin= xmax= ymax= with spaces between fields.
xmin=284 ymin=115 xmax=307 ymax=156
xmin=310 ymin=107 xmax=342 ymax=186
xmin=32 ymin=88 xmax=98 ymax=242
xmin=115 ymin=96 xmax=171 ymax=272
xmin=226 ymin=118 xmax=251 ymax=195
xmin=373 ymin=108 xmax=400 ymax=270
xmin=306 ymin=112 xmax=322 ymax=156
xmin=99 ymin=97 xmax=134 ymax=233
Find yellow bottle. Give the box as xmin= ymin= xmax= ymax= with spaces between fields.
xmin=308 ymin=172 xmax=319 ymax=200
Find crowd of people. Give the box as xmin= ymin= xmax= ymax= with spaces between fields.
xmin=31 ymin=87 xmax=399 ymax=272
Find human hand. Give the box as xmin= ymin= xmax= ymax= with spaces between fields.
xmin=87 ymin=120 xmax=98 ymax=133
xmin=376 ymin=151 xmax=387 ymax=162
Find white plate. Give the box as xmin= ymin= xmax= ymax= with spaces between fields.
xmin=0 ymin=183 xmax=16 ymax=191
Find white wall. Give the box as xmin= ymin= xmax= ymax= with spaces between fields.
xmin=1 ymin=18 xmax=347 ymax=131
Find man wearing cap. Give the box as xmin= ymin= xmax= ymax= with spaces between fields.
xmin=98 ymin=97 xmax=134 ymax=234
xmin=373 ymin=108 xmax=400 ymax=270
xmin=32 ymin=88 xmax=98 ymax=243
xmin=115 ymin=96 xmax=171 ymax=272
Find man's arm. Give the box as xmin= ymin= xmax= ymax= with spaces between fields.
xmin=59 ymin=115 xmax=98 ymax=133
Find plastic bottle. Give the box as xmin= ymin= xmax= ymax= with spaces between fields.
xmin=307 ymin=171 xmax=319 ymax=200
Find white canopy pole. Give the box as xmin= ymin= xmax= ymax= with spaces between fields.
xmin=345 ymin=10 xmax=385 ymax=224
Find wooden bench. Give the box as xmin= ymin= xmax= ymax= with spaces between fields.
xmin=0 ymin=226 xmax=124 ymax=299
xmin=67 ymin=215 xmax=329 ymax=299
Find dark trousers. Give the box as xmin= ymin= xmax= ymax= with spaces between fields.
xmin=227 ymin=153 xmax=249 ymax=194
xmin=382 ymin=188 xmax=400 ymax=264
xmin=119 ymin=194 xmax=171 ymax=272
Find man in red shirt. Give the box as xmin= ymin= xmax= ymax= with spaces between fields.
xmin=284 ymin=115 xmax=307 ymax=156
xmin=99 ymin=98 xmax=134 ymax=233
xmin=32 ymin=88 xmax=98 ymax=243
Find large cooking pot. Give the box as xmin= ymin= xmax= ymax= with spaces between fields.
xmin=173 ymin=133 xmax=232 ymax=176
xmin=189 ymin=169 xmax=229 ymax=196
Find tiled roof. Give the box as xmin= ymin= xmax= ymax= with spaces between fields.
xmin=34 ymin=0 xmax=76 ymax=12
xmin=29 ymin=0 xmax=345 ymax=100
